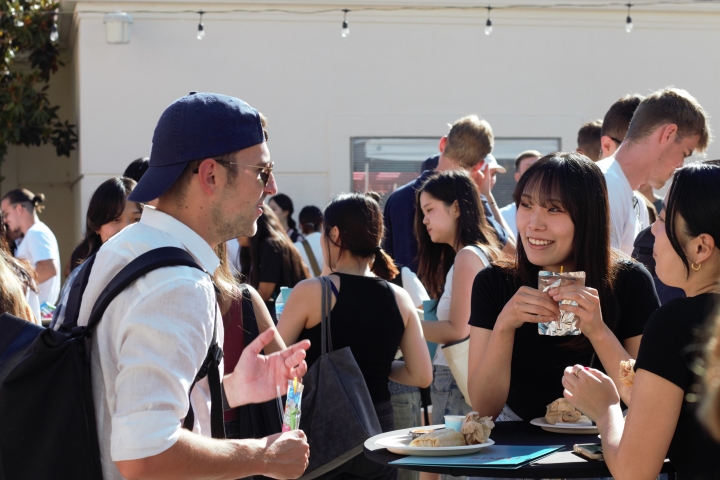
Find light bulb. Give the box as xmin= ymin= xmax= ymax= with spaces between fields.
xmin=197 ymin=23 xmax=205 ymax=40
xmin=485 ymin=19 xmax=493 ymax=36
xmin=341 ymin=20 xmax=349 ymax=38
xmin=625 ymin=16 xmax=633 ymax=33
xmin=15 ymin=19 xmax=24 ymax=27
xmin=50 ymin=24 xmax=59 ymax=42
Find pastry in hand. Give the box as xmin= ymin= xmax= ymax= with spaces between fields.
xmin=409 ymin=428 xmax=466 ymax=447
xmin=545 ymin=398 xmax=582 ymax=425
xmin=619 ymin=359 xmax=636 ymax=387
xmin=460 ymin=412 xmax=494 ymax=445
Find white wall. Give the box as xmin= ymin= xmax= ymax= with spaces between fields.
xmin=70 ymin=1 xmax=720 ymax=234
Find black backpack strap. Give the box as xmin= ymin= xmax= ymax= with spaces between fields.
xmin=60 ymin=254 xmax=97 ymax=331
xmin=82 ymin=246 xmax=225 ymax=439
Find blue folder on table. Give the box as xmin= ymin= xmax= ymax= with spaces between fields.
xmin=390 ymin=445 xmax=564 ymax=469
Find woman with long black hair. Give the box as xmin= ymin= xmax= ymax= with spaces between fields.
xmin=50 ymin=177 xmax=143 ymax=329
xmin=564 ymin=161 xmax=720 ymax=480
xmin=269 ymin=193 xmax=303 ymax=242
xmin=414 ymin=170 xmax=502 ymax=429
xmin=468 ymin=152 xmax=659 ymax=423
xmin=243 ymin=204 xmax=309 ymax=320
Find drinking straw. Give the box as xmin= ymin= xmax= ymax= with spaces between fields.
xmin=560 ymin=266 xmax=564 ymax=273
xmin=276 ymin=385 xmax=284 ymax=426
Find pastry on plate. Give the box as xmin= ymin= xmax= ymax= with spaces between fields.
xmin=409 ymin=428 xmax=466 ymax=447
xmin=620 ymin=359 xmax=636 ymax=387
xmin=460 ymin=412 xmax=494 ymax=445
xmin=545 ymin=398 xmax=582 ymax=425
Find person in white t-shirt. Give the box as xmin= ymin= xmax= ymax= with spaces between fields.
xmin=1 ymin=189 xmax=60 ymax=306
xmin=597 ymin=88 xmax=711 ymax=255
xmin=499 ymin=150 xmax=541 ymax=239
xmin=293 ymin=205 xmax=324 ymax=277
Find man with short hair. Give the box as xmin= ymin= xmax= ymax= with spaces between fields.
xmin=600 ymin=94 xmax=644 ymax=159
xmin=576 ymin=119 xmax=603 ymax=161
xmin=499 ymin=150 xmax=541 ymax=238
xmin=77 ymin=93 xmax=310 ymax=479
xmin=598 ymin=88 xmax=711 ymax=255
xmin=383 ymin=115 xmax=514 ymax=272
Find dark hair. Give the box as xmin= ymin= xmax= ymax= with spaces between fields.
xmin=2 ymin=188 xmax=46 ymax=214
xmin=502 ymin=152 xmax=621 ymax=350
xmin=515 ymin=150 xmax=542 ymax=173
xmin=269 ymin=193 xmax=298 ymax=232
xmin=247 ymin=205 xmax=309 ymax=288
xmin=323 ymin=193 xmax=399 ymax=281
xmin=298 ymin=206 xmax=323 ymax=235
xmin=123 ymin=157 xmax=150 ymax=182
xmin=664 ymin=161 xmax=720 ymax=277
xmin=577 ymin=120 xmax=603 ymax=161
xmin=602 ymin=93 xmax=644 ymax=142
xmin=70 ymin=177 xmax=139 ymax=268
xmin=415 ymin=170 xmax=501 ymax=298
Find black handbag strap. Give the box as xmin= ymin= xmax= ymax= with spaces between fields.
xmin=319 ymin=276 xmax=334 ymax=355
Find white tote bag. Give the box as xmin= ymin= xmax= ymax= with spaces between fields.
xmin=441 ymin=336 xmax=471 ymax=407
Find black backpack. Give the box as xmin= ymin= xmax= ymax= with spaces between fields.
xmin=0 ymin=247 xmax=225 ymax=479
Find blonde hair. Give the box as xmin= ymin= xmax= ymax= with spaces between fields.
xmin=625 ymin=87 xmax=712 ymax=153
xmin=0 ymin=254 xmax=36 ymax=323
xmin=443 ymin=115 xmax=494 ymax=169
xmin=213 ymin=242 xmax=240 ymax=315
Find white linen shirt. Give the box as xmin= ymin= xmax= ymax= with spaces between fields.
xmin=77 ymin=207 xmax=223 ymax=479
xmin=598 ymin=157 xmax=649 ymax=255
xmin=15 ymin=220 xmax=61 ymax=305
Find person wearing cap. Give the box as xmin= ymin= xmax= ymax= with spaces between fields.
xmin=476 ymin=153 xmax=517 ymax=245
xmin=383 ymin=115 xmax=514 ymax=273
xmin=76 ymin=92 xmax=310 ymax=480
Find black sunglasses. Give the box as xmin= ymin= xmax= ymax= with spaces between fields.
xmin=193 ymin=159 xmax=274 ymax=187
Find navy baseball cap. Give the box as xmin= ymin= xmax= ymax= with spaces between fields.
xmin=129 ymin=92 xmax=265 ymax=203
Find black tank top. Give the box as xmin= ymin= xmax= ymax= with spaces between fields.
xmin=298 ymin=272 xmax=406 ymax=404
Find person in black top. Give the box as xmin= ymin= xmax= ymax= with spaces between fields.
xmin=268 ymin=193 xmax=303 ymax=242
xmin=244 ymin=204 xmax=309 ymax=320
xmin=564 ymin=161 xmax=720 ymax=480
xmin=468 ymin=152 xmax=659 ymax=424
xmin=277 ymin=193 xmax=432 ymax=479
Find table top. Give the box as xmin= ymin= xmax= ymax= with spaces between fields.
xmin=363 ymin=421 xmax=675 ymax=479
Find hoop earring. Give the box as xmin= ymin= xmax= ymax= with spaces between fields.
xmin=691 ymin=262 xmax=702 ymax=272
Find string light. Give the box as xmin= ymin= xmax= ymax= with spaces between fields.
xmin=485 ymin=6 xmax=493 ymax=35
xmin=341 ymin=9 xmax=349 ymax=38
xmin=197 ymin=11 xmax=205 ymax=40
xmin=625 ymin=3 xmax=633 ymax=33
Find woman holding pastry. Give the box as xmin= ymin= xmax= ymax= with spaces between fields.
xmin=563 ymin=161 xmax=720 ymax=480
xmin=467 ymin=152 xmax=660 ymax=424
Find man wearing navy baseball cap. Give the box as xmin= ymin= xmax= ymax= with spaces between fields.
xmin=76 ymin=93 xmax=310 ymax=479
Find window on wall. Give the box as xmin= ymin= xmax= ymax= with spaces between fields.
xmin=351 ymin=137 xmax=561 ymax=207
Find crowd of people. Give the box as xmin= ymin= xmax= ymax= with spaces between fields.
xmin=1 ymin=87 xmax=720 ymax=480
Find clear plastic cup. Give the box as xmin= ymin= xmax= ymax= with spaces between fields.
xmin=537 ymin=270 xmax=586 ymax=336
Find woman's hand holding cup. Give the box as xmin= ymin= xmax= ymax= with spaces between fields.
xmin=497 ymin=286 xmax=561 ymax=331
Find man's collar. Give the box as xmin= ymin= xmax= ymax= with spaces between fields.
xmin=139 ymin=207 xmax=220 ymax=274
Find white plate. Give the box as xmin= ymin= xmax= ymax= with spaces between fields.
xmin=374 ymin=433 xmax=494 ymax=456
xmin=530 ymin=417 xmax=598 ymax=434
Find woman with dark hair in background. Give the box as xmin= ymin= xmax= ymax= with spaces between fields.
xmin=294 ymin=205 xmax=324 ymax=277
xmin=468 ymin=152 xmax=659 ymax=424
xmin=414 ymin=170 xmax=502 ymax=433
xmin=243 ymin=204 xmax=309 ymax=320
xmin=269 ymin=193 xmax=303 ymax=242
xmin=277 ymin=192 xmax=432 ymax=480
xmin=565 ymin=161 xmax=720 ymax=480
xmin=51 ymin=177 xmax=143 ymax=329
